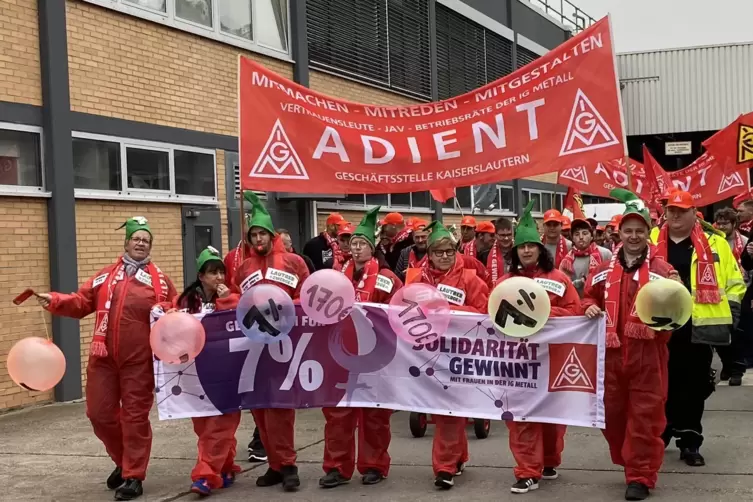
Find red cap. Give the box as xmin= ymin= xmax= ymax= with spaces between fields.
xmin=606 ymin=214 xmax=622 ymax=229
xmin=337 ymin=224 xmax=354 ymax=236
xmin=596 ymin=225 xmax=605 ymax=232
xmin=543 ymin=209 xmax=562 ymax=224
xmin=460 ymin=216 xmax=477 ymax=227
xmin=382 ymin=212 xmax=404 ymax=225
xmin=560 ymin=215 xmax=571 ymax=230
xmin=326 ymin=213 xmax=345 ymax=226
xmin=411 ymin=218 xmax=429 ymax=230
xmin=666 ymin=191 xmax=694 ymax=209
xmin=475 ymin=221 xmax=495 ymax=234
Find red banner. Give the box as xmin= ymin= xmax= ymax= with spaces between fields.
xmin=558 ymin=153 xmax=751 ymax=207
xmin=239 ymin=18 xmax=625 ymax=194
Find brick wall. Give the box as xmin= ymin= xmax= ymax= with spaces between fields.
xmin=0 ymin=0 xmax=41 ymax=106
xmin=66 ymin=0 xmax=293 ymax=136
xmin=74 ymin=200 xmax=183 ymax=390
xmin=0 ymin=198 xmax=51 ymax=409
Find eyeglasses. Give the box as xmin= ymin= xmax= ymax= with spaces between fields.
xmin=351 ymin=240 xmax=369 ymax=249
xmin=431 ymin=249 xmax=456 ymax=258
xmin=130 ymin=237 xmax=151 ymax=245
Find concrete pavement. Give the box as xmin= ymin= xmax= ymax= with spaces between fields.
xmin=2 ymin=386 xmax=753 ymax=501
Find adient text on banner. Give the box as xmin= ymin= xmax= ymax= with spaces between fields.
xmin=239 ymin=17 xmax=625 ymax=194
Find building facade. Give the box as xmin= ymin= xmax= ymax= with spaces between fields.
xmin=0 ymin=0 xmax=583 ymax=410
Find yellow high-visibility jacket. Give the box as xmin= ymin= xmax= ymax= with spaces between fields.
xmin=651 ymin=228 xmax=745 ymax=345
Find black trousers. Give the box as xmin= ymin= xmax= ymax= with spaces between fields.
xmin=664 ymin=328 xmax=714 ymax=449
xmin=717 ymin=327 xmax=747 ymax=377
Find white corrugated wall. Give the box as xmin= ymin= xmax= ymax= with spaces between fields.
xmin=617 ymin=43 xmax=753 ymax=136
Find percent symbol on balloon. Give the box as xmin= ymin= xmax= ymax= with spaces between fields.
xmin=268 ymin=332 xmax=324 ymax=391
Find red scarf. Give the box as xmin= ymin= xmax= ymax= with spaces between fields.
xmin=419 ymin=255 xmax=465 ymax=288
xmin=323 ymin=231 xmax=345 ymax=269
xmin=543 ymin=235 xmax=568 ymax=267
xmin=92 ymin=257 xmax=168 ymax=357
xmin=560 ymin=242 xmax=602 ymax=276
xmin=731 ymin=230 xmax=745 ymax=264
xmin=408 ymin=248 xmax=427 ymax=268
xmin=343 ymin=258 xmax=380 ymax=302
xmin=655 ymin=223 xmax=720 ymax=304
xmin=463 ymin=239 xmax=476 ymax=257
xmin=604 ymin=246 xmax=652 ymax=348
xmin=487 ymin=244 xmax=505 ymax=284
xmin=740 ymin=220 xmax=753 ymax=234
xmin=380 ymin=228 xmax=412 ymax=256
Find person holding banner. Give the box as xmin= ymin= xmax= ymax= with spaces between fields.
xmin=653 ymin=191 xmax=745 ymax=467
xmin=36 ymin=217 xmax=177 ymax=501
xmin=541 ymin=209 xmax=571 ymax=268
xmin=406 ymin=220 xmax=490 ymax=490
xmin=303 ymin=212 xmax=346 ymax=271
xmin=498 ymin=201 xmax=580 ymax=495
xmin=158 ymin=247 xmax=242 ymax=497
xmin=559 ymin=209 xmax=612 ymax=298
xmin=321 ymin=206 xmax=402 ymax=489
xmin=395 ymin=219 xmax=429 ymax=282
xmin=231 ymin=192 xmax=310 ymax=492
xmin=582 ymin=189 xmax=677 ymax=501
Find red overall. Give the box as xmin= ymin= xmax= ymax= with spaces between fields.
xmin=583 ymin=255 xmax=674 ymax=488
xmin=232 ymin=237 xmax=310 ymax=472
xmin=47 ymin=261 xmax=177 ymax=480
xmin=496 ymin=267 xmax=581 ymax=479
xmin=158 ymin=292 xmax=241 ymax=489
xmin=411 ymin=258 xmax=491 ymax=476
xmin=322 ymin=265 xmax=402 ymax=479
xmin=223 ymin=241 xmax=252 ymax=287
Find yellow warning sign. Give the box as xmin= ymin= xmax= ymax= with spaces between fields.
xmin=738 ymin=124 xmax=753 ymax=163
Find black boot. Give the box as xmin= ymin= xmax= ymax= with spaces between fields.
xmin=625 ymin=482 xmax=649 ymax=500
xmin=729 ymin=375 xmax=743 ymax=386
xmin=106 ymin=467 xmax=124 ymax=490
xmin=319 ymin=469 xmax=350 ymax=488
xmin=256 ymin=468 xmax=284 ymax=487
xmin=281 ymin=465 xmax=300 ymax=492
xmin=680 ymin=447 xmax=705 ymax=466
xmin=114 ymin=479 xmax=143 ymax=501
xmin=361 ymin=468 xmax=385 ymax=485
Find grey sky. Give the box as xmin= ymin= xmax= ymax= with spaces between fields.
xmin=568 ymin=0 xmax=753 ymax=53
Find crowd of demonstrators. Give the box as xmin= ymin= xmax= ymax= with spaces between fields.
xmin=33 ymin=186 xmax=753 ymax=501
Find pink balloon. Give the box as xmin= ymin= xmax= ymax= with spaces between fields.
xmin=7 ymin=337 xmax=66 ymax=392
xmin=150 ymin=312 xmax=206 ymax=364
xmin=388 ymin=283 xmax=451 ymax=344
xmin=300 ymin=269 xmax=356 ymax=325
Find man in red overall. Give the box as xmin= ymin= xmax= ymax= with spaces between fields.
xmin=232 ymin=192 xmax=310 ymax=491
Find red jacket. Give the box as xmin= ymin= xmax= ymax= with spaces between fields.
xmin=582 ymin=254 xmax=674 ymax=341
xmin=224 ymin=242 xmax=252 ymax=287
xmin=352 ymin=268 xmax=403 ymax=304
xmin=47 ymin=261 xmax=177 ymax=363
xmin=411 ymin=257 xmax=490 ymax=314
xmin=232 ymin=236 xmax=310 ymax=300
xmin=497 ymin=267 xmax=581 ymax=317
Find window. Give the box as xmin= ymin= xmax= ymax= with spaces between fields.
xmin=523 ymin=190 xmax=541 ymax=213
xmin=523 ymin=189 xmax=563 ymax=214
xmin=498 ymin=185 xmax=514 ymax=212
xmin=445 ymin=186 xmax=472 ymax=210
xmin=73 ymin=138 xmax=121 ymax=191
xmin=72 ymin=132 xmax=217 ymax=202
xmin=339 ymin=192 xmax=432 ymax=209
xmin=485 ymin=31 xmax=514 ymax=82
xmin=0 ymin=125 xmax=43 ymax=193
xmin=581 ymin=195 xmax=612 ymax=205
xmin=84 ymin=0 xmax=290 ymax=58
xmin=307 ymin=0 xmax=431 ymax=99
xmin=517 ymin=46 xmax=540 ymax=69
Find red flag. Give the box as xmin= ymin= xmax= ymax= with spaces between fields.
xmin=733 ymin=187 xmax=753 ymax=209
xmin=430 ymin=188 xmax=455 ymax=203
xmin=702 ymin=112 xmax=753 ymax=172
xmin=642 ymin=145 xmax=673 ymax=197
xmin=563 ymin=187 xmax=583 ymax=214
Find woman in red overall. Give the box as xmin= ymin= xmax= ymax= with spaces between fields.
xmin=408 ymin=221 xmax=490 ymax=490
xmin=157 ymin=246 xmax=241 ymax=496
xmin=498 ymin=201 xmax=581 ymax=495
xmin=37 ymin=217 xmax=177 ymax=501
xmin=320 ymin=206 xmax=403 ymax=488
xmin=230 ymin=192 xmax=310 ymax=492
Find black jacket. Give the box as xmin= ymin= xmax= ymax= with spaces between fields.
xmin=302 ymin=234 xmax=333 ymax=271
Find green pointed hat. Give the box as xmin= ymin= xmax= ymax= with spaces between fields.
xmin=514 ymin=201 xmax=541 ymax=247
xmin=610 ymin=188 xmax=650 ymax=227
xmin=243 ymin=191 xmax=275 ymax=235
xmin=425 ymin=221 xmax=454 ymax=247
xmin=352 ymin=206 xmax=380 ymax=248
xmin=196 ymin=245 xmax=222 ymax=272
xmin=118 ymin=216 xmax=151 ymax=240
